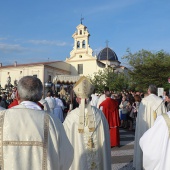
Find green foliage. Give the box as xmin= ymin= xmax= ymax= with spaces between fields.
xmin=122 ymin=49 xmax=170 ymax=92
xmin=89 ymin=67 xmax=129 ymax=93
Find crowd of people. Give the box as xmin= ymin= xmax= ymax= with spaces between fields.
xmin=0 ymin=75 xmax=170 ymax=170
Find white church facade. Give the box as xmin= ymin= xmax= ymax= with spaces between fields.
xmin=65 ymin=24 xmax=105 ymax=77
xmin=65 ymin=23 xmax=123 ymax=77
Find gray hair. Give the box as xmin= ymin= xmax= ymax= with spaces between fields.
xmin=148 ymin=84 xmax=157 ymax=95
xmin=17 ymin=76 xmax=43 ymax=102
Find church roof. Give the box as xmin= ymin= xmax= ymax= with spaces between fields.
xmin=0 ymin=61 xmax=62 ymax=68
xmin=97 ymin=47 xmax=118 ymax=61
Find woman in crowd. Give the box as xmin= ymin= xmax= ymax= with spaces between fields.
xmin=119 ymin=95 xmax=129 ymax=128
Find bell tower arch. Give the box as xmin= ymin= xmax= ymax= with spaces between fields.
xmin=69 ymin=22 xmax=93 ymax=58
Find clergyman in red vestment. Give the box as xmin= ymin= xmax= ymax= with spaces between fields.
xmin=99 ymin=91 xmax=120 ymax=147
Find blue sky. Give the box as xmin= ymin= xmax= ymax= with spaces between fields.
xmin=0 ymin=0 xmax=170 ymax=66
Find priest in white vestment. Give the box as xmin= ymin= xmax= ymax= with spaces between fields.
xmin=96 ymin=87 xmax=110 ymax=108
xmin=63 ymin=76 xmax=111 ymax=170
xmin=139 ymin=111 xmax=170 ymax=170
xmin=90 ymin=89 xmax=99 ymax=107
xmin=133 ymin=84 xmax=166 ymax=170
xmin=45 ymin=91 xmax=56 ymax=114
xmin=0 ymin=76 xmax=73 ymax=170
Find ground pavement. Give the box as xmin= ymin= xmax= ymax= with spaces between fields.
xmin=111 ymin=128 xmax=135 ymax=170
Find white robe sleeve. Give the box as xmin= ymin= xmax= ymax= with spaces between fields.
xmin=139 ymin=114 xmax=170 ymax=170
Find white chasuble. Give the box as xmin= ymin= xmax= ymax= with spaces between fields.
xmin=140 ymin=111 xmax=170 ymax=170
xmin=63 ymin=105 xmax=111 ymax=170
xmin=0 ymin=104 xmax=73 ymax=170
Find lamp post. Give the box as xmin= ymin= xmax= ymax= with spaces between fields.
xmin=44 ymin=80 xmax=53 ymax=94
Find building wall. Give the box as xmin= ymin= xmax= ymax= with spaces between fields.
xmin=67 ymin=59 xmax=104 ymax=77
xmin=0 ymin=62 xmax=71 ymax=97
xmin=47 ymin=61 xmax=71 ymax=72
xmin=0 ymin=65 xmax=44 ymax=89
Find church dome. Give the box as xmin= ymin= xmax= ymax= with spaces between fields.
xmin=97 ymin=47 xmax=118 ymax=61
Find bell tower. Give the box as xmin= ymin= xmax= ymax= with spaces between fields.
xmin=69 ymin=21 xmax=93 ymax=59
xmin=65 ymin=20 xmax=98 ymax=77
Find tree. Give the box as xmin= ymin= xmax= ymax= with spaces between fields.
xmin=89 ymin=67 xmax=129 ymax=93
xmin=123 ymin=49 xmax=170 ymax=92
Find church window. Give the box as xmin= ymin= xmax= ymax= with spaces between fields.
xmin=77 ymin=41 xmax=80 ymax=49
xmin=82 ymin=40 xmax=86 ymax=48
xmin=78 ymin=64 xmax=83 ymax=74
xmin=80 ymin=30 xmax=82 ymax=35
xmin=79 ymin=55 xmax=82 ymax=58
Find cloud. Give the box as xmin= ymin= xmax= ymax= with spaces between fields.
xmin=0 ymin=37 xmax=7 ymax=41
xmin=0 ymin=43 xmax=27 ymax=53
xmin=27 ymin=39 xmax=67 ymax=46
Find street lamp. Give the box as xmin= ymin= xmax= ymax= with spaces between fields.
xmin=44 ymin=81 xmax=54 ymax=94
xmin=44 ymin=81 xmax=52 ymax=88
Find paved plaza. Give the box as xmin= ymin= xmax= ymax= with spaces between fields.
xmin=111 ymin=128 xmax=135 ymax=170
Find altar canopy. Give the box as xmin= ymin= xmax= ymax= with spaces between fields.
xmin=53 ymin=75 xmax=80 ymax=84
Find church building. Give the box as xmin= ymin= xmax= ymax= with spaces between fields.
xmin=65 ymin=23 xmax=123 ymax=77
xmin=0 ymin=21 xmax=126 ymax=95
